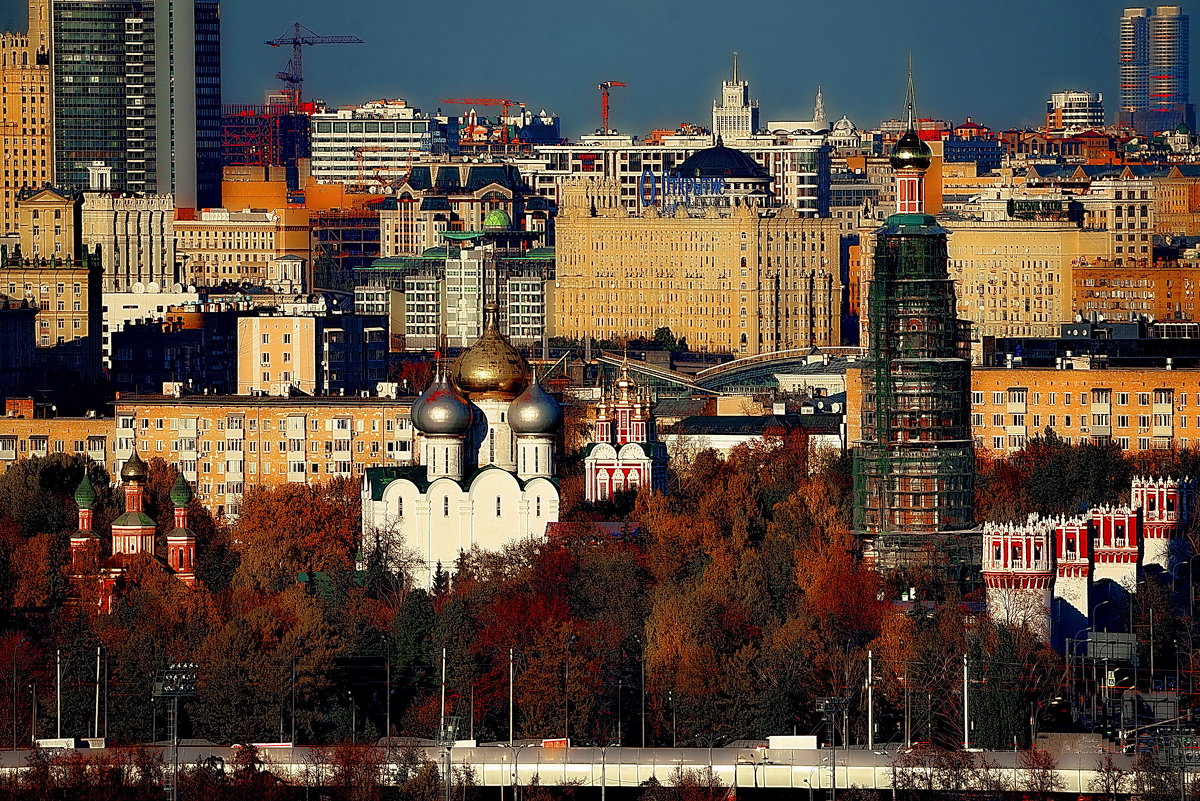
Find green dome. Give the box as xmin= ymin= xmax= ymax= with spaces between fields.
xmin=74 ymin=475 xmax=95 ymax=510
xmin=482 ymin=209 xmax=512 ymax=231
xmin=170 ymin=474 xmax=192 ymax=507
xmin=889 ymin=129 xmax=932 ymax=171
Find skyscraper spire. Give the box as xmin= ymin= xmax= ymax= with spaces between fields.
xmin=814 ymin=86 xmax=826 ymax=122
xmin=732 ymin=51 xmax=739 ymax=83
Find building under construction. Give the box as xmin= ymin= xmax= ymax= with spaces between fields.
xmin=221 ymin=101 xmax=317 ymax=190
xmin=852 ymin=84 xmax=975 ymax=570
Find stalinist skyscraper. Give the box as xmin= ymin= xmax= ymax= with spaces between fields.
xmin=712 ymin=52 xmax=760 ymax=140
xmin=0 ymin=1 xmax=53 ymax=237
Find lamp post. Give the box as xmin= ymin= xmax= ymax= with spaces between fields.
xmin=564 ymin=634 xmax=577 ymax=742
xmin=633 ymin=635 xmax=646 ymax=747
xmin=1094 ymin=599 xmax=1113 ymax=633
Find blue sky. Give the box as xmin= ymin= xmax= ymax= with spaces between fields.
xmin=5 ymin=1 xmax=1199 ymax=137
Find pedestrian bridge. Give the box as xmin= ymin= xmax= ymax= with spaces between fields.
xmin=0 ymin=743 xmax=1134 ymax=794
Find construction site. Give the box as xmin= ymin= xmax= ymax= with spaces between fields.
xmin=852 ymin=212 xmax=977 ymax=571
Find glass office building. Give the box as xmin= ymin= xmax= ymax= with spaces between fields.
xmin=52 ymin=0 xmax=221 ymax=207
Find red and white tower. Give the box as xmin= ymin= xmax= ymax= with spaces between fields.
xmin=891 ymin=57 xmax=932 ymax=215
xmin=166 ymin=475 xmax=198 ymax=588
xmin=70 ymin=474 xmax=100 ymax=578
xmin=583 ymin=361 xmax=669 ymax=503
xmin=1052 ymin=516 xmax=1092 ymax=648
xmin=1131 ymin=475 xmax=1196 ymax=571
xmin=1090 ymin=505 xmax=1141 ymax=591
xmin=111 ymin=450 xmax=156 ymax=556
xmin=982 ymin=518 xmax=1054 ymax=638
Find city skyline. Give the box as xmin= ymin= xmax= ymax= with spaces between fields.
xmin=62 ymin=0 xmax=1200 ymax=138
xmin=6 ymin=2 xmax=1196 ymax=138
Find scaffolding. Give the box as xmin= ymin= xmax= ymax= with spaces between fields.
xmin=853 ymin=214 xmax=975 ymax=567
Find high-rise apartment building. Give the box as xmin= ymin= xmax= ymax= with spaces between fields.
xmin=51 ymin=0 xmax=221 ymax=208
xmin=0 ymin=0 xmax=54 ymax=237
xmin=1119 ymin=6 xmax=1193 ymax=133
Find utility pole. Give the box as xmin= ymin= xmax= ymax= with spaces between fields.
xmin=963 ymin=653 xmax=970 ymax=750
xmin=866 ymin=650 xmax=874 ymax=750
xmin=440 ymin=647 xmax=447 ymax=744
xmin=94 ymin=646 xmax=101 ymax=739
xmin=509 ymin=647 xmax=514 ymax=746
xmin=55 ymin=649 xmax=61 ymax=740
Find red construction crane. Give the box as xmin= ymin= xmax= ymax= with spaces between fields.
xmin=439 ymin=99 xmax=526 ymax=143
xmin=597 ymin=81 xmax=626 ymax=133
xmin=265 ymin=22 xmax=364 ymax=107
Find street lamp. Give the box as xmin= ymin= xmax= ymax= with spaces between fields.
xmin=1094 ymin=599 xmax=1113 ymax=633
xmin=633 ymin=635 xmax=646 ymax=747
xmin=564 ymin=634 xmax=578 ymax=742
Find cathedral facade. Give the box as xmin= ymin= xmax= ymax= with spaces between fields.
xmin=362 ymin=302 xmax=562 ymax=587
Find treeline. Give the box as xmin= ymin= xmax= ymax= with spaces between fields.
xmin=0 ymin=431 xmax=1191 ymax=752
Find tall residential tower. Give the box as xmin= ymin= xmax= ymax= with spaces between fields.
xmin=51 ymin=0 xmax=221 ymax=208
xmin=1119 ymin=6 xmax=1192 ymax=133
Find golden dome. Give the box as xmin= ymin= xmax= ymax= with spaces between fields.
xmin=452 ymin=304 xmax=530 ymax=400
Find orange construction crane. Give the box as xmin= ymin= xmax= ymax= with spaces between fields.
xmin=352 ymin=146 xmax=387 ymax=186
xmin=439 ymin=99 xmax=526 ymax=143
xmin=597 ymin=81 xmax=626 ymax=133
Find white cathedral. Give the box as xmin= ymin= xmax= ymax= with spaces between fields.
xmin=362 ymin=302 xmax=561 ymax=587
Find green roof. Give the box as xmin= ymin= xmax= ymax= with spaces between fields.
xmin=74 ymin=475 xmax=95 ymax=510
xmin=483 ymin=208 xmax=512 ymax=231
xmin=879 ymin=213 xmax=948 ymax=236
xmin=170 ymin=475 xmax=192 ymax=507
xmin=112 ymin=511 xmax=155 ymax=529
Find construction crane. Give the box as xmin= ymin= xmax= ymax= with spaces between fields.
xmin=265 ymin=22 xmax=364 ymax=107
xmin=439 ymin=99 xmax=526 ymax=143
xmin=352 ymin=146 xmax=388 ymax=186
xmin=597 ymin=81 xmax=626 ymax=134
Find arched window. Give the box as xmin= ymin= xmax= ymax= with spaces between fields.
xmin=536 ymin=497 xmax=541 ymax=517
xmin=443 ymin=497 xmax=450 ymax=517
xmin=495 ymin=496 xmax=502 ymax=517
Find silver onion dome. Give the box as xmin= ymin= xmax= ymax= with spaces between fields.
xmin=411 ymin=367 xmax=472 ymax=436
xmin=508 ymin=370 xmax=562 ymax=435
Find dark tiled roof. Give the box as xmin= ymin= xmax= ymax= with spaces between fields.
xmin=665 ymin=415 xmax=802 ymax=436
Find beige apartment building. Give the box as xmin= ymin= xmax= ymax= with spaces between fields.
xmin=113 ymin=396 xmax=418 ymax=517
xmin=0 ymin=246 xmax=102 ymax=374
xmin=554 ymin=177 xmax=841 ymax=355
xmin=236 ymin=316 xmax=318 ymax=395
xmin=943 ymin=219 xmax=1110 ymax=339
xmin=174 ymin=207 xmax=311 ymax=291
xmin=0 ymin=394 xmax=420 ymax=518
xmin=969 ymin=366 xmax=1200 ymax=454
xmin=0 ymin=399 xmax=111 ymax=469
xmin=847 ymin=363 xmax=1200 ymax=457
xmin=16 ymin=188 xmax=80 ymax=260
xmin=0 ymin=0 xmax=52 ymax=238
